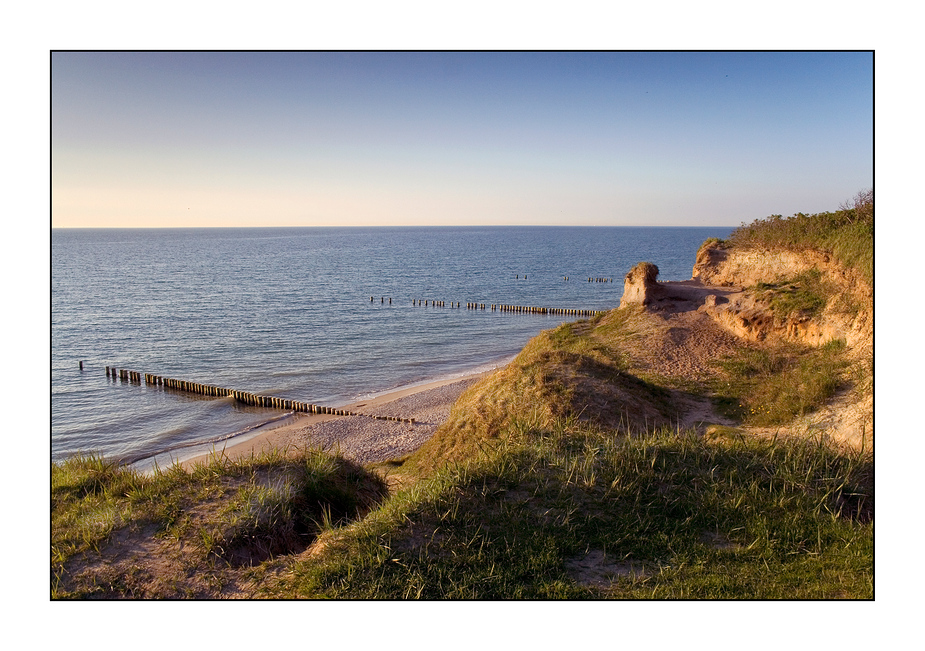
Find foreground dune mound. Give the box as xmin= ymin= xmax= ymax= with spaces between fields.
xmin=408 ymin=295 xmax=762 ymax=474
xmin=407 ymin=315 xmax=689 ymax=474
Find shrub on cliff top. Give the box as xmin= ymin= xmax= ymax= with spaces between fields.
xmin=625 ymin=261 xmax=660 ymax=283
xmin=697 ymin=237 xmax=726 ymax=253
xmin=726 ymin=190 xmax=872 ymax=285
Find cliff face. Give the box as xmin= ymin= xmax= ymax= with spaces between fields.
xmin=616 ymin=240 xmax=873 ymax=450
xmin=692 ymin=243 xmax=834 ymax=286
xmin=691 ymin=241 xmax=872 ymax=353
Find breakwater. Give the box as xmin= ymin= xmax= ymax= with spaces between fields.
xmin=103 ymin=366 xmax=417 ymax=424
xmin=402 ymin=299 xmax=605 ymax=317
xmin=481 ymin=303 xmax=604 ymax=317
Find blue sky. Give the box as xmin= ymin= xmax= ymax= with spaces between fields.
xmin=51 ymin=51 xmax=872 ymax=228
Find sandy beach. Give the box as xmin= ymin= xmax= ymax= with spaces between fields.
xmin=182 ymin=373 xmax=488 ymax=469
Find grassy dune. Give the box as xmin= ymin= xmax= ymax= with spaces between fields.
xmin=405 ymin=311 xmax=677 ymax=476
xmin=271 ymin=424 xmax=870 ymax=598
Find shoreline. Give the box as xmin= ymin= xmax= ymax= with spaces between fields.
xmin=154 ymin=370 xmax=494 ymax=472
xmin=115 ymin=356 xmax=515 ymax=474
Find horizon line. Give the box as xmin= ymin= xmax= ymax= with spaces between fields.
xmin=51 ymin=223 xmax=741 ymax=230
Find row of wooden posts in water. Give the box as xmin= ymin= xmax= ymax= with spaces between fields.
xmin=371 ymin=297 xmax=606 ymax=318
xmin=411 ymin=299 xmax=605 ymax=317
xmin=469 ymin=303 xmax=605 ymax=317
xmin=370 ymin=280 xmax=613 ymax=301
xmin=103 ymin=366 xmax=415 ymax=424
xmin=507 ymin=276 xmax=616 ymax=281
xmin=516 ymin=275 xmax=612 ymax=282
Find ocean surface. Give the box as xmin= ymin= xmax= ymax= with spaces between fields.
xmin=51 ymin=226 xmax=733 ymax=467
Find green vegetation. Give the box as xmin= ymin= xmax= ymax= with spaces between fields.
xmin=55 ymin=425 xmax=871 ymax=599
xmin=710 ymin=189 xmax=871 ymax=427
xmin=752 ymin=269 xmax=831 ymax=320
xmin=405 ymin=312 xmax=675 ymax=476
xmin=714 ymin=339 xmax=849 ymax=426
xmin=268 ymin=424 xmax=871 ymax=599
xmin=52 ymin=449 xmax=387 ymax=598
xmin=727 ymin=189 xmax=873 ymax=286
xmin=697 ymin=236 xmax=726 ymax=254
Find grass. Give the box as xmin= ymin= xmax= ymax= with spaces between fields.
xmin=403 ymin=313 xmax=675 ymax=476
xmin=52 ymin=448 xmax=388 ymax=598
xmin=53 ymin=424 xmax=873 ymax=598
xmin=709 ymin=192 xmax=871 ymax=426
xmin=267 ymin=423 xmax=871 ymax=599
xmin=697 ymin=237 xmax=726 ymax=255
xmin=713 ymin=339 xmax=849 ymax=426
xmin=265 ymin=292 xmax=868 ymax=598
xmin=752 ymin=269 xmax=830 ymax=320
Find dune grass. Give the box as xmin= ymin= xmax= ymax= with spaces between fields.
xmin=710 ymin=192 xmax=871 ymax=426
xmin=268 ymin=422 xmax=871 ymax=599
xmin=752 ymin=269 xmax=831 ymax=320
xmin=712 ymin=338 xmax=849 ymax=426
xmin=403 ymin=314 xmax=674 ymax=476
xmin=52 ymin=448 xmax=388 ymax=598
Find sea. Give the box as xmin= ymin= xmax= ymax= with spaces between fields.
xmin=51 ymin=226 xmax=734 ymax=469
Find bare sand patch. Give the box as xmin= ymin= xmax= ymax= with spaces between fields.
xmin=565 ymin=549 xmax=648 ymax=587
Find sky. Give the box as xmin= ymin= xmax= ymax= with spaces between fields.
xmin=50 ymin=51 xmax=873 ymax=228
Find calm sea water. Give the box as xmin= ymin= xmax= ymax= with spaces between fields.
xmin=51 ymin=226 xmax=732 ymax=466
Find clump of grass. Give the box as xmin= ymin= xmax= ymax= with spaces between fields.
xmin=274 ymin=423 xmax=871 ymax=599
xmin=752 ymin=269 xmax=831 ymax=319
xmin=201 ymin=475 xmax=303 ymax=566
xmin=53 ymin=455 xmax=150 ymax=563
xmin=714 ymin=339 xmax=849 ymax=426
xmin=52 ymin=448 xmax=388 ymax=598
xmin=698 ymin=237 xmax=726 ymax=253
